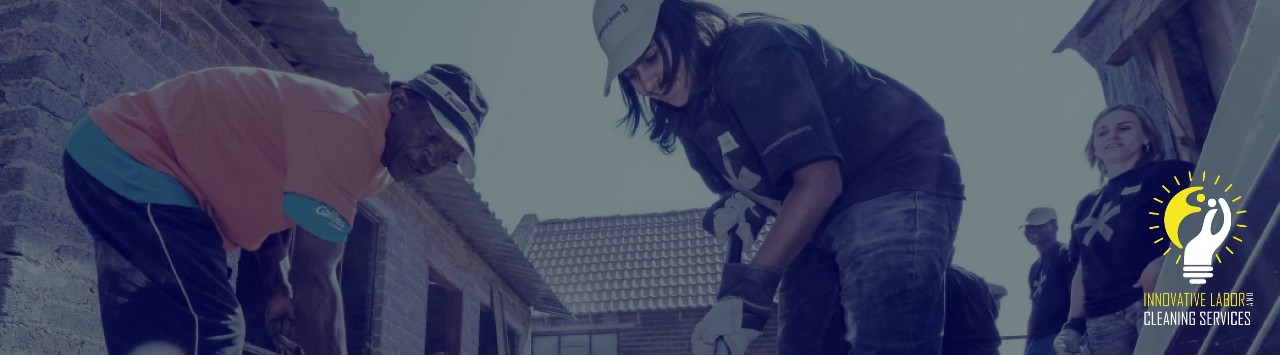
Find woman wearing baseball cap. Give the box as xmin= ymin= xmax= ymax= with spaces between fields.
xmin=592 ymin=1 xmax=964 ymax=354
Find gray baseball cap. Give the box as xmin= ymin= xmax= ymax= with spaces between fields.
xmin=593 ymin=0 xmax=665 ymax=96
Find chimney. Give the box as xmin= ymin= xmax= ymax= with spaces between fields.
xmin=512 ymin=214 xmax=540 ymax=252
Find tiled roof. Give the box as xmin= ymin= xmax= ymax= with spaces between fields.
xmin=525 ymin=209 xmax=731 ymax=315
xmin=230 ymin=0 xmax=569 ymax=317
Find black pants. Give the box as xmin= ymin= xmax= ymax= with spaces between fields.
xmin=63 ymin=153 xmax=244 ymax=355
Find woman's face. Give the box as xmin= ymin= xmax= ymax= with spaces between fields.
xmin=622 ymin=39 xmax=691 ymax=107
xmin=1091 ymin=109 xmax=1149 ymax=173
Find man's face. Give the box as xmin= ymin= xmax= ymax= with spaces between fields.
xmin=381 ymin=85 xmax=467 ymax=181
xmin=1023 ymin=221 xmax=1057 ymax=246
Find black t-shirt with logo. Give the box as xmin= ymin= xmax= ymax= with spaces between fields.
xmin=1069 ymin=160 xmax=1195 ymax=317
xmin=678 ymin=15 xmax=964 ymax=218
xmin=1027 ymin=241 xmax=1074 ymax=338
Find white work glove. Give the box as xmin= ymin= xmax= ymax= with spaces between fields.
xmin=691 ymin=298 xmax=762 ymax=355
xmin=691 ymin=263 xmax=781 ymax=355
xmin=1054 ymin=328 xmax=1085 ymax=355
xmin=702 ymin=192 xmax=768 ymax=250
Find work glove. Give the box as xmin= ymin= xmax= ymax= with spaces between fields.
xmin=1054 ymin=318 xmax=1087 ymax=355
xmin=691 ymin=263 xmax=782 ymax=355
xmin=702 ymin=192 xmax=769 ymax=251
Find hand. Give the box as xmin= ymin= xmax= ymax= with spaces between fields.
xmin=1185 ymin=198 xmax=1232 ymax=266
xmin=691 ymin=299 xmax=762 ymax=355
xmin=691 ymin=263 xmax=781 ymax=355
xmin=1053 ymin=328 xmax=1084 ymax=355
xmin=266 ymin=292 xmax=305 ymax=355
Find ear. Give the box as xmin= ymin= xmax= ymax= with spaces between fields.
xmin=389 ymin=82 xmax=410 ymax=113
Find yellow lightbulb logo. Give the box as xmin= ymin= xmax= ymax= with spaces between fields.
xmin=1151 ymin=170 xmax=1249 ymax=284
xmin=1163 ymin=186 xmax=1203 ymax=249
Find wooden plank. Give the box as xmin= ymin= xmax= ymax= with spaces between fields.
xmin=1145 ymin=28 xmax=1200 ymax=161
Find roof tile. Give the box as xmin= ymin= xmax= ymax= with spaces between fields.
xmin=527 ymin=209 xmax=773 ymax=315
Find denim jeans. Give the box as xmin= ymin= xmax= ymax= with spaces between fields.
xmin=64 ymin=153 xmax=245 ymax=355
xmin=1085 ymin=301 xmax=1144 ymax=355
xmin=778 ymin=190 xmax=961 ymax=355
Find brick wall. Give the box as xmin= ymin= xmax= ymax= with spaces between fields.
xmin=0 ymin=1 xmax=535 ymax=354
xmin=363 ymin=183 xmax=533 ymax=355
xmin=534 ymin=308 xmax=780 ymax=355
xmin=0 ymin=0 xmax=290 ymax=352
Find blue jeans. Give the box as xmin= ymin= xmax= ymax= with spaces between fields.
xmin=1026 ymin=334 xmax=1056 ymax=355
xmin=778 ymin=190 xmax=961 ymax=355
xmin=1085 ymin=301 xmax=1144 ymax=355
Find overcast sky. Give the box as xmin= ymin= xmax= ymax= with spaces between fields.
xmin=326 ymin=0 xmax=1106 ymax=351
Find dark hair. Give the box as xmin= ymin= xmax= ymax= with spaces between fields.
xmin=616 ymin=0 xmax=735 ymax=154
xmin=1085 ymin=104 xmax=1166 ymax=181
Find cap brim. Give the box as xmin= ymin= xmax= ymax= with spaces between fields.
xmin=431 ymin=105 xmax=477 ymax=179
xmin=601 ymin=4 xmax=661 ymax=97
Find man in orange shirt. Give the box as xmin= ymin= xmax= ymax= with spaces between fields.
xmin=62 ymin=64 xmax=487 ymax=355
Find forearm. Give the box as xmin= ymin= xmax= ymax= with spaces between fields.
xmin=1069 ymin=262 xmax=1085 ymax=319
xmin=256 ymin=231 xmax=293 ymax=298
xmin=291 ymin=228 xmax=348 ymax=355
xmin=750 ymin=160 xmax=841 ymax=270
xmin=292 ymin=267 xmax=346 ymax=355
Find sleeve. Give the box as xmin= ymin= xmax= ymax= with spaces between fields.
xmin=1059 ymin=248 xmax=1076 ymax=280
xmin=280 ymin=112 xmax=378 ymax=243
xmin=716 ymin=40 xmax=842 ymax=186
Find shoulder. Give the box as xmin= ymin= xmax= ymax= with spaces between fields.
xmin=715 ymin=16 xmax=811 ymax=62
xmin=1055 ymin=243 xmax=1072 ymax=259
xmin=1074 ymin=189 xmax=1102 ymax=212
xmin=1144 ymin=160 xmax=1196 ymax=178
xmin=948 ymin=266 xmax=986 ymax=284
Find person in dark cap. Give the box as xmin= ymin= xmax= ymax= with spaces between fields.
xmin=61 ymin=64 xmax=488 ymax=355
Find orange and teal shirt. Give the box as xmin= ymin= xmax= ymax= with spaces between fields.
xmin=65 ymin=67 xmax=393 ymax=251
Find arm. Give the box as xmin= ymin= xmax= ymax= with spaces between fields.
xmin=1069 ymin=261 xmax=1085 ymax=319
xmin=987 ymin=282 xmax=1009 ymax=302
xmin=1052 ymin=261 xmax=1089 ymax=354
xmin=257 ymin=231 xmax=293 ymax=315
xmin=750 ymin=159 xmax=842 ymax=270
xmin=290 ymin=227 xmax=348 ymax=355
xmin=256 ymin=231 xmax=304 ymax=354
xmin=1135 ymin=256 xmax=1164 ymax=294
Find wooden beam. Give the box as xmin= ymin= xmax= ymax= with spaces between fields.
xmin=1107 ymin=0 xmax=1192 ymax=65
xmin=1146 ymin=28 xmax=1200 ymax=161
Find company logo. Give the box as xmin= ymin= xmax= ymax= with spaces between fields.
xmin=597 ymin=4 xmax=630 ymax=40
xmin=315 ymin=206 xmax=349 ymax=232
xmin=1151 ymin=170 xmax=1247 ymax=284
xmin=445 ymin=92 xmax=469 ymax=113
xmin=1142 ymin=170 xmax=1255 ymax=328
